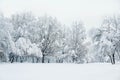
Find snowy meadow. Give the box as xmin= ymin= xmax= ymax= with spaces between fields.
xmin=0 ymin=63 xmax=120 ymax=80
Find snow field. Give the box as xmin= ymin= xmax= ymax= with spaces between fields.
xmin=0 ymin=63 xmax=120 ymax=80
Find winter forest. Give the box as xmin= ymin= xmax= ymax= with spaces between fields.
xmin=0 ymin=12 xmax=120 ymax=64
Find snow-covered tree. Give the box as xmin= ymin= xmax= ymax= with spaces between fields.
xmin=31 ymin=15 xmax=62 ymax=63
xmin=0 ymin=14 xmax=15 ymax=62
xmin=9 ymin=13 xmax=43 ymax=63
xmin=68 ymin=21 xmax=87 ymax=63
xmin=91 ymin=16 xmax=120 ymax=64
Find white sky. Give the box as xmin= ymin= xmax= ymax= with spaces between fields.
xmin=0 ymin=0 xmax=120 ymax=30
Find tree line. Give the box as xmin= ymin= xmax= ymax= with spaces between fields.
xmin=0 ymin=12 xmax=120 ymax=64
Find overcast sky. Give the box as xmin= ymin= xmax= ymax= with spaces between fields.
xmin=0 ymin=0 xmax=120 ymax=30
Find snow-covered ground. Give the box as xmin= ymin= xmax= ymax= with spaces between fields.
xmin=0 ymin=63 xmax=120 ymax=80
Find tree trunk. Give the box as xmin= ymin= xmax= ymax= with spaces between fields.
xmin=11 ymin=57 xmax=14 ymax=63
xmin=42 ymin=54 xmax=45 ymax=63
xmin=32 ymin=57 xmax=34 ymax=63
xmin=36 ymin=57 xmax=39 ymax=63
xmin=108 ymin=55 xmax=113 ymax=64
xmin=112 ymin=54 xmax=115 ymax=64
xmin=109 ymin=54 xmax=115 ymax=64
